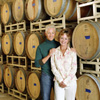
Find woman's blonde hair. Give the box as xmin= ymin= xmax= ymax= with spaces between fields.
xmin=58 ymin=28 xmax=72 ymax=44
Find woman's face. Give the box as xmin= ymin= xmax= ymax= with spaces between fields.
xmin=59 ymin=34 xmax=69 ymax=46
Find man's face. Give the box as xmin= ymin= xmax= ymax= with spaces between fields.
xmin=45 ymin=28 xmax=55 ymax=41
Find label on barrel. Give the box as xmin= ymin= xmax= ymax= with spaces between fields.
xmin=19 ymin=42 xmax=22 ymax=45
xmin=32 ymin=3 xmax=35 ymax=6
xmin=6 ymin=42 xmax=8 ymax=44
xmin=32 ymin=46 xmax=35 ymax=48
xmin=53 ymin=0 xmax=57 ymax=2
xmin=20 ymin=77 xmax=22 ymax=80
xmin=8 ymin=74 xmax=9 ymax=76
xmin=85 ymin=89 xmax=91 ymax=93
xmin=34 ymin=83 xmax=36 ymax=86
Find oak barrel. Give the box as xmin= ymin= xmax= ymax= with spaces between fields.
xmin=26 ymin=71 xmax=41 ymax=99
xmin=76 ymin=74 xmax=100 ymax=100
xmin=15 ymin=68 xmax=26 ymax=93
xmin=14 ymin=31 xmax=27 ymax=56
xmin=1 ymin=3 xmax=12 ymax=24
xmin=25 ymin=0 xmax=47 ymax=21
xmin=4 ymin=66 xmax=18 ymax=88
xmin=2 ymin=33 xmax=13 ymax=55
xmin=0 ymin=64 xmax=4 ymax=84
xmin=44 ymin=0 xmax=91 ymax=20
xmin=12 ymin=0 xmax=24 ymax=22
xmin=72 ymin=21 xmax=100 ymax=60
xmin=25 ymin=32 xmax=44 ymax=60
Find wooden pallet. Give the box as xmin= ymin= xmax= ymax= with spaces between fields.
xmin=30 ymin=15 xmax=66 ymax=32
xmin=80 ymin=58 xmax=100 ymax=77
xmin=0 ymin=55 xmax=3 ymax=64
xmin=8 ymin=88 xmax=28 ymax=100
xmin=31 ymin=60 xmax=41 ymax=71
xmin=0 ymin=24 xmax=2 ymax=36
xmin=77 ymin=0 xmax=100 ymax=23
xmin=6 ymin=55 xmax=27 ymax=70
xmin=0 ymin=83 xmax=4 ymax=93
xmin=5 ymin=20 xmax=26 ymax=33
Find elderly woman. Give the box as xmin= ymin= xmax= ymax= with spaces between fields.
xmin=51 ymin=29 xmax=77 ymax=100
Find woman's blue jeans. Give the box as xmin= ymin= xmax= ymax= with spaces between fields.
xmin=41 ymin=72 xmax=54 ymax=100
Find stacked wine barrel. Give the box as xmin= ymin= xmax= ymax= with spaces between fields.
xmin=0 ymin=0 xmax=97 ymax=100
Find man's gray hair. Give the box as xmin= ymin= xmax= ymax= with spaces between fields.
xmin=45 ymin=24 xmax=56 ymax=33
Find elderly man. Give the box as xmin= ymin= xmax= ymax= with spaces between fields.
xmin=35 ymin=24 xmax=59 ymax=100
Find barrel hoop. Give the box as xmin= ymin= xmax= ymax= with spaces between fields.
xmin=55 ymin=0 xmax=66 ymax=17
xmin=63 ymin=0 xmax=70 ymax=15
xmin=68 ymin=3 xmax=77 ymax=19
xmin=0 ymin=65 xmax=3 ymax=83
xmin=86 ymin=6 xmax=92 ymax=17
xmin=34 ymin=0 xmax=41 ymax=21
xmin=9 ymin=67 xmax=14 ymax=88
xmin=20 ymin=31 xmax=25 ymax=55
xmin=89 ymin=22 xmax=100 ymax=60
xmin=8 ymin=34 xmax=13 ymax=55
xmin=0 ymin=38 xmax=2 ymax=54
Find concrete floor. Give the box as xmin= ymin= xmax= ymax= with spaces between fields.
xmin=0 ymin=92 xmax=19 ymax=100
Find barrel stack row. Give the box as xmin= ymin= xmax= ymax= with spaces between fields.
xmin=0 ymin=64 xmax=41 ymax=99
xmin=0 ymin=0 xmax=97 ymax=100
xmin=72 ymin=1 xmax=100 ymax=100
xmin=0 ymin=0 xmax=92 ymax=25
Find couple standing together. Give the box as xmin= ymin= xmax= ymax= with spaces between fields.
xmin=35 ymin=24 xmax=77 ymax=100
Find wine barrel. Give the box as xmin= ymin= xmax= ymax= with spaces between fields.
xmin=76 ymin=74 xmax=100 ymax=100
xmin=72 ymin=21 xmax=100 ymax=60
xmin=4 ymin=66 xmax=18 ymax=88
xmin=15 ymin=68 xmax=26 ymax=93
xmin=2 ymin=33 xmax=13 ymax=55
xmin=14 ymin=31 xmax=27 ymax=56
xmin=75 ymin=0 xmax=92 ymax=3
xmin=0 ymin=64 xmax=4 ymax=84
xmin=25 ymin=0 xmax=47 ymax=21
xmin=26 ymin=71 xmax=41 ymax=99
xmin=44 ymin=0 xmax=91 ymax=20
xmin=12 ymin=0 xmax=24 ymax=22
xmin=1 ymin=3 xmax=12 ymax=24
xmin=25 ymin=32 xmax=44 ymax=60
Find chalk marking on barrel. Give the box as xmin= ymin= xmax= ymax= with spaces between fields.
xmin=53 ymin=0 xmax=57 ymax=2
xmin=32 ymin=46 xmax=35 ymax=48
xmin=34 ymin=83 xmax=36 ymax=86
xmin=32 ymin=3 xmax=35 ymax=6
xmin=6 ymin=10 xmax=8 ymax=13
xmin=6 ymin=42 xmax=8 ymax=44
xmin=19 ymin=42 xmax=22 ymax=45
xmin=85 ymin=36 xmax=90 ymax=39
xmin=85 ymin=89 xmax=91 ymax=93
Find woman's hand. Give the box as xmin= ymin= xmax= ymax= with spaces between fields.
xmin=59 ymin=81 xmax=67 ymax=88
